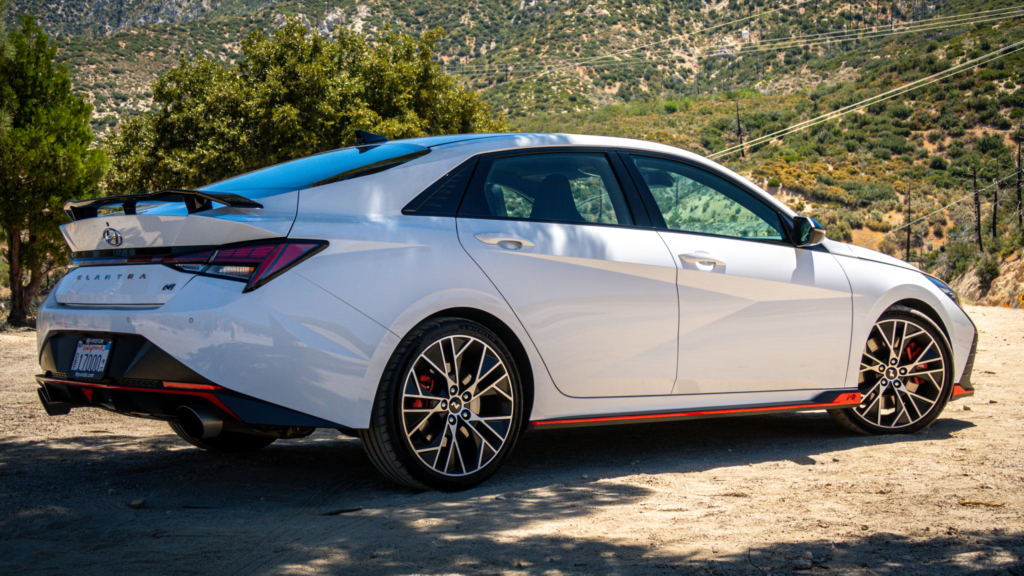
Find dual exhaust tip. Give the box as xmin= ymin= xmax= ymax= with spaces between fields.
xmin=176 ymin=405 xmax=223 ymax=439
xmin=38 ymin=384 xmax=225 ymax=439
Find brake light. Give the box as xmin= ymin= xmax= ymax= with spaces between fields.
xmin=169 ymin=240 xmax=327 ymax=292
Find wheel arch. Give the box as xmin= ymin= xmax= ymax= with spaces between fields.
xmin=423 ymin=307 xmax=536 ymax=428
xmin=887 ymin=298 xmax=951 ymax=345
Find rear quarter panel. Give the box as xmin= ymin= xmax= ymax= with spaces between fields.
xmin=287 ymin=160 xmax=568 ymax=426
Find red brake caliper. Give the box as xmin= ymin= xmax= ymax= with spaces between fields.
xmin=412 ymin=375 xmax=435 ymax=409
xmin=904 ymin=341 xmax=925 ymax=388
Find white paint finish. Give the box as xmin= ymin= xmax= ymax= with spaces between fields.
xmin=60 ymin=191 xmax=299 ymax=251
xmin=655 ymin=232 xmax=854 ymax=394
xmin=38 ymin=272 xmax=392 ymax=428
xmin=55 ymin=265 xmax=193 ymax=306
xmin=38 ymin=133 xmax=979 ymax=435
xmin=287 ymin=214 xmax=508 ymax=338
xmin=458 ymin=219 xmax=679 ymax=397
xmin=830 ymin=253 xmax=975 ymax=386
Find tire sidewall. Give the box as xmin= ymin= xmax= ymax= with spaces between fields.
xmin=380 ymin=319 xmax=525 ymax=491
xmin=845 ymin=308 xmax=955 ymax=435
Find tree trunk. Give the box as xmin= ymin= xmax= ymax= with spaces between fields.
xmin=4 ymin=228 xmax=50 ymax=327
xmin=5 ymin=227 xmax=32 ymax=326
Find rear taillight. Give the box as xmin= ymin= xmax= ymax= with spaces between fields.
xmin=169 ymin=240 xmax=327 ymax=292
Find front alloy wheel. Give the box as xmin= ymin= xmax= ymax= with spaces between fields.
xmin=830 ymin=307 xmax=954 ymax=434
xmin=360 ymin=318 xmax=523 ymax=491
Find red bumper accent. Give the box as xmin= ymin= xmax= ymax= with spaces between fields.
xmin=35 ymin=376 xmax=239 ymax=420
xmin=531 ymin=392 xmax=862 ymax=428
xmin=951 ymin=385 xmax=974 ymax=398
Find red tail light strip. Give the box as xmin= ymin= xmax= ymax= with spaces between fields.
xmin=36 ymin=377 xmax=238 ymax=420
xmin=531 ymin=392 xmax=862 ymax=427
xmin=72 ymin=240 xmax=327 ymax=292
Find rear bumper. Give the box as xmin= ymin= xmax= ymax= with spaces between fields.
xmin=36 ymin=270 xmax=399 ymax=429
xmin=950 ymin=332 xmax=978 ymax=401
xmin=35 ymin=374 xmax=341 ymax=430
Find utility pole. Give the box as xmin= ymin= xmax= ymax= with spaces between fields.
xmin=1017 ymin=138 xmax=1022 ymax=232
xmin=973 ymin=166 xmax=984 ymax=252
xmin=992 ymin=177 xmax=999 ymax=240
xmin=905 ymin=185 xmax=913 ymax=262
xmin=1011 ymin=134 xmax=1019 ymax=230
xmin=734 ymin=100 xmax=745 ymax=158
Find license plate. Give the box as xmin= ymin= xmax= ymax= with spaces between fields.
xmin=70 ymin=339 xmax=113 ymax=379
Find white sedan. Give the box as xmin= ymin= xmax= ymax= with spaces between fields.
xmin=36 ymin=132 xmax=977 ymax=490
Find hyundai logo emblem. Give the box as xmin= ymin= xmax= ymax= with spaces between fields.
xmin=102 ymin=228 xmax=123 ymax=247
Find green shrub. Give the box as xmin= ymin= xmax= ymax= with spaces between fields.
xmin=872 ymin=146 xmax=892 ymax=159
xmin=977 ymin=255 xmax=1001 ymax=292
xmin=929 ymin=156 xmax=948 ymax=170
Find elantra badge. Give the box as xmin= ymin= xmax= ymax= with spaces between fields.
xmin=102 ymin=228 xmax=123 ymax=247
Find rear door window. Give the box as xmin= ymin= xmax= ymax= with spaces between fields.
xmin=460 ymin=152 xmax=634 ymax=226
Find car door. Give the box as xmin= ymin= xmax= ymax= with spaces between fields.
xmin=457 ymin=150 xmax=679 ymax=398
xmin=621 ymin=152 xmax=853 ymax=395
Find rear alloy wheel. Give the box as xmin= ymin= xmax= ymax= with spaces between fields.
xmin=829 ymin=308 xmax=954 ymax=435
xmin=359 ymin=318 xmax=523 ymax=491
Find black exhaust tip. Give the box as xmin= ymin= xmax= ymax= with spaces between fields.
xmin=176 ymin=405 xmax=224 ymax=439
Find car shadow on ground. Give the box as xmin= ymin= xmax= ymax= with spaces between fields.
xmin=1 ymin=412 xmax=997 ymax=575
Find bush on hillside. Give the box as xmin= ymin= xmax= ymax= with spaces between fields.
xmin=105 ymin=22 xmax=506 ymax=193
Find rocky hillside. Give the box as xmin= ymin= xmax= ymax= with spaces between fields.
xmin=5 ymin=0 xmax=1024 ymax=294
xmin=951 ymin=254 xmax=1024 ymax=307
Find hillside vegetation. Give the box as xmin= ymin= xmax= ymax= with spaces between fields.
xmin=3 ymin=0 xmax=1024 ymax=299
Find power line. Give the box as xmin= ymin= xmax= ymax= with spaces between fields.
xmin=560 ymin=0 xmax=815 ymax=68
xmin=708 ymin=39 xmax=1024 ymax=159
xmin=703 ymin=8 xmax=1024 ymax=57
xmin=447 ymin=5 xmax=1024 ymax=76
xmin=526 ymin=4 xmax=1023 ymax=79
xmin=858 ymin=171 xmax=1020 ymax=246
xmin=714 ymin=4 xmax=1024 ymax=49
xmin=449 ymin=10 xmax=1022 ymax=79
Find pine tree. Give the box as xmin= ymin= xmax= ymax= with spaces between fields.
xmin=0 ymin=16 xmax=107 ymax=326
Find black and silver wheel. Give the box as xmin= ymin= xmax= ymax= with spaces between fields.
xmin=359 ymin=318 xmax=524 ymax=491
xmin=168 ymin=421 xmax=276 ymax=453
xmin=830 ymin=307 xmax=954 ymax=435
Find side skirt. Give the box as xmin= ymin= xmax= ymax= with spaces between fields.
xmin=530 ymin=391 xmax=862 ymax=429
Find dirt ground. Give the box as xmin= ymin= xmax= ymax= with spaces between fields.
xmin=1 ymin=306 xmax=1022 ymax=576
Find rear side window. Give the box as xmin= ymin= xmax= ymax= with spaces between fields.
xmin=460 ymin=153 xmax=633 ymax=226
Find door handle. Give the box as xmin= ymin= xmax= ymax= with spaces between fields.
xmin=679 ymin=252 xmax=726 ymax=267
xmin=474 ymin=233 xmax=535 ymax=249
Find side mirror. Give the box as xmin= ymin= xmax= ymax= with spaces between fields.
xmin=793 ymin=216 xmax=826 ymax=247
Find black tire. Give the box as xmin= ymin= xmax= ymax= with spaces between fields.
xmin=828 ymin=306 xmax=954 ymax=435
xmin=359 ymin=317 xmax=525 ymax=491
xmin=169 ymin=421 xmax=276 ymax=453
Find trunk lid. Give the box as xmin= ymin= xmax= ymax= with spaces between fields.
xmin=60 ymin=191 xmax=298 ymax=252
xmin=58 ymin=190 xmax=298 ymax=306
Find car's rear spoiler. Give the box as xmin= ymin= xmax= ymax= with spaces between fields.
xmin=63 ymin=189 xmax=264 ymax=221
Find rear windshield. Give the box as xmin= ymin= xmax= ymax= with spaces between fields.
xmin=200 ymin=143 xmax=430 ymax=198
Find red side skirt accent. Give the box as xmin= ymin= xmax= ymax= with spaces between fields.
xmin=531 ymin=391 xmax=862 ymax=428
xmin=36 ymin=377 xmax=238 ymax=420
xmin=951 ymin=385 xmax=974 ymax=398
